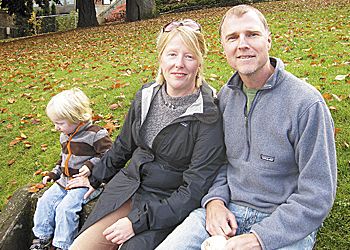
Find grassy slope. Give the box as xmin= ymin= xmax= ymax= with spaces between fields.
xmin=0 ymin=0 xmax=349 ymax=248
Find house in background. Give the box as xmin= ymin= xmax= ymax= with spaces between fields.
xmin=33 ymin=0 xmax=125 ymax=23
xmin=32 ymin=0 xmax=75 ymax=14
xmin=56 ymin=0 xmax=76 ymax=14
xmin=54 ymin=0 xmax=126 ymax=23
xmin=95 ymin=0 xmax=126 ymax=24
xmin=0 ymin=10 xmax=15 ymax=39
xmin=0 ymin=0 xmax=126 ymax=39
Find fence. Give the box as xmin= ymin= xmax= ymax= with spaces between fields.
xmin=36 ymin=12 xmax=78 ymax=34
xmin=0 ymin=12 xmax=78 ymax=40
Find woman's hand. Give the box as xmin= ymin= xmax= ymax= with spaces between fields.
xmin=73 ymin=165 xmax=91 ymax=178
xmin=66 ymin=176 xmax=95 ymax=199
xmin=103 ymin=217 xmax=135 ymax=245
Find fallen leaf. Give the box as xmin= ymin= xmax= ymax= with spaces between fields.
xmin=35 ymin=183 xmax=45 ymax=189
xmin=302 ymin=47 xmax=313 ymax=52
xmin=0 ymin=108 xmax=8 ymax=113
xmin=110 ymin=103 xmax=121 ymax=110
xmin=28 ymin=186 xmax=39 ymax=193
xmin=210 ymin=73 xmax=219 ymax=79
xmin=116 ymin=94 xmax=126 ymax=99
xmin=111 ymin=82 xmax=130 ymax=89
xmin=24 ymin=141 xmax=32 ymax=148
xmin=92 ymin=114 xmax=104 ymax=122
xmin=335 ymin=75 xmax=347 ymax=81
xmin=9 ymin=139 xmax=21 ymax=147
xmin=308 ymin=53 xmax=318 ymax=59
xmin=41 ymin=171 xmax=50 ymax=176
xmin=334 ymin=127 xmax=341 ymax=136
xmin=104 ymin=122 xmax=117 ymax=134
xmin=322 ymin=93 xmax=333 ymax=101
xmin=31 ymin=118 xmax=41 ymax=125
xmin=41 ymin=144 xmax=48 ymax=151
xmin=331 ymin=94 xmax=342 ymax=102
xmin=20 ymin=132 xmax=27 ymax=139
xmin=7 ymin=98 xmax=15 ymax=104
xmin=34 ymin=169 xmax=42 ymax=176
xmin=8 ymin=159 xmax=15 ymax=166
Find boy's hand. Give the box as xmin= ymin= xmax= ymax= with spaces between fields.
xmin=73 ymin=165 xmax=91 ymax=178
xmin=42 ymin=176 xmax=51 ymax=185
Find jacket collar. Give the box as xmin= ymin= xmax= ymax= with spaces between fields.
xmin=64 ymin=121 xmax=91 ymax=137
xmin=227 ymin=57 xmax=285 ymax=91
xmin=141 ymin=81 xmax=220 ymax=125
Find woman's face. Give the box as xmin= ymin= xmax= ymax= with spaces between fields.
xmin=160 ymin=34 xmax=200 ymax=97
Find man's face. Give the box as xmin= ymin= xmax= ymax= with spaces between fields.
xmin=220 ymin=11 xmax=271 ymax=77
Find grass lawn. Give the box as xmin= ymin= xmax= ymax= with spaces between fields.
xmin=0 ymin=0 xmax=349 ymax=248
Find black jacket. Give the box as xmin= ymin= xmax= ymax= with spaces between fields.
xmin=81 ymin=82 xmax=226 ymax=248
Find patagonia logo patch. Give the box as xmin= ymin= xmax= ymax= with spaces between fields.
xmin=180 ymin=122 xmax=189 ymax=127
xmin=260 ymin=154 xmax=275 ymax=162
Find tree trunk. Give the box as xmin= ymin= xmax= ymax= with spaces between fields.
xmin=126 ymin=0 xmax=157 ymax=22
xmin=76 ymin=0 xmax=99 ymax=28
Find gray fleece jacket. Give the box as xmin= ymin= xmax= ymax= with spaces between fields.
xmin=202 ymin=57 xmax=337 ymax=249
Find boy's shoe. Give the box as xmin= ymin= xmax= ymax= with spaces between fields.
xmin=29 ymin=238 xmax=52 ymax=250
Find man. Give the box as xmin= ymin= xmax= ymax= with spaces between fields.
xmin=156 ymin=4 xmax=337 ymax=250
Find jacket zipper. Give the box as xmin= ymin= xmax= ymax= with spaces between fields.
xmin=64 ymin=123 xmax=84 ymax=178
xmin=243 ymin=90 xmax=261 ymax=161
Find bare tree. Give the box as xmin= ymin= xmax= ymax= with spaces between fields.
xmin=76 ymin=0 xmax=98 ymax=27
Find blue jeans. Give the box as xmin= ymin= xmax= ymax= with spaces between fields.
xmin=156 ymin=203 xmax=317 ymax=250
xmin=32 ymin=183 xmax=88 ymax=250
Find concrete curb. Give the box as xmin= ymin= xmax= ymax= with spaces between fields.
xmin=0 ymin=185 xmax=95 ymax=250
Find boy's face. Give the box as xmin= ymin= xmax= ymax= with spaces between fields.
xmin=52 ymin=119 xmax=79 ymax=135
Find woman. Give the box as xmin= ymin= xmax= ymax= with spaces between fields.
xmin=69 ymin=19 xmax=226 ymax=250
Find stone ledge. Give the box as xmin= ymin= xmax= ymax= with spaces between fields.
xmin=0 ymin=185 xmax=95 ymax=250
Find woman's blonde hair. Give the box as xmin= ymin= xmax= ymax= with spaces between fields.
xmin=46 ymin=88 xmax=92 ymax=124
xmin=155 ymin=23 xmax=207 ymax=88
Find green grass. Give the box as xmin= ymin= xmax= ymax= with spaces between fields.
xmin=1 ymin=0 xmax=349 ymax=248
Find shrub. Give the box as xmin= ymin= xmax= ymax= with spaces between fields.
xmin=56 ymin=11 xmax=78 ymax=32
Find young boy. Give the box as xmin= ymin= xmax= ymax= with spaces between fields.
xmin=30 ymin=88 xmax=112 ymax=250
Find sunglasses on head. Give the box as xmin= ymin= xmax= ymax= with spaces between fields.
xmin=163 ymin=19 xmax=201 ymax=32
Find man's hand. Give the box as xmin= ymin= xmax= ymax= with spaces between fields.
xmin=206 ymin=200 xmax=237 ymax=238
xmin=66 ymin=176 xmax=95 ymax=199
xmin=103 ymin=217 xmax=135 ymax=245
xmin=225 ymin=234 xmax=262 ymax=250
